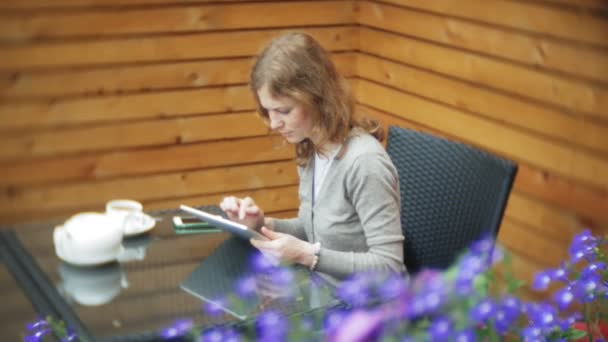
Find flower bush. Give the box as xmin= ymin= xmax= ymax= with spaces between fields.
xmin=26 ymin=231 xmax=607 ymax=341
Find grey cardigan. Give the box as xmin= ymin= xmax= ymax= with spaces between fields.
xmin=272 ymin=130 xmax=405 ymax=281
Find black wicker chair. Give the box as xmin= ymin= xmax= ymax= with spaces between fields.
xmin=386 ymin=126 xmax=518 ymax=274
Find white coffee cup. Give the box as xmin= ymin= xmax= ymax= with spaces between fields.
xmin=105 ymin=199 xmax=150 ymax=235
xmin=54 ymin=212 xmax=124 ymax=266
xmin=57 ymin=262 xmax=128 ymax=306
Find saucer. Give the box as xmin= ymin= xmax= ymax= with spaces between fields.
xmin=123 ymin=213 xmax=156 ymax=236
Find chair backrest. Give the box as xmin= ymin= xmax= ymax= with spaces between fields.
xmin=386 ymin=126 xmax=517 ymax=274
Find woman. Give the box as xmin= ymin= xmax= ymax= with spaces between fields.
xmin=220 ymin=32 xmax=405 ymax=282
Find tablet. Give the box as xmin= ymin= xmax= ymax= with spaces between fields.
xmin=179 ymin=205 xmax=268 ymax=241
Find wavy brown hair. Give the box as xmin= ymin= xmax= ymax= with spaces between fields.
xmin=250 ymin=32 xmax=384 ymax=166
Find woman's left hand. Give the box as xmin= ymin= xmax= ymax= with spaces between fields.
xmin=250 ymin=227 xmax=316 ymax=267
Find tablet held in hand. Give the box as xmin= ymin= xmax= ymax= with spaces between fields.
xmin=179 ymin=205 xmax=268 ymax=241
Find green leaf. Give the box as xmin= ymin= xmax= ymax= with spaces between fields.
xmin=569 ymin=329 xmax=588 ymax=340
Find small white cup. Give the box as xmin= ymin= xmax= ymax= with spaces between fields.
xmin=106 ymin=199 xmax=143 ymax=220
xmin=105 ymin=199 xmax=146 ymax=234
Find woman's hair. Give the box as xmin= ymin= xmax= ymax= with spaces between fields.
xmin=250 ymin=32 xmax=384 ymax=166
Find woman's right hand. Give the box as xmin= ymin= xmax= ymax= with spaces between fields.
xmin=219 ymin=196 xmax=265 ymax=231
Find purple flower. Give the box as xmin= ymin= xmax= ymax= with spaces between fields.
xmin=573 ymin=274 xmax=600 ymax=302
xmin=493 ymin=308 xmax=514 ymax=334
xmin=500 ymin=295 xmax=521 ymax=318
xmin=558 ymin=313 xmax=581 ymax=331
xmin=60 ymin=329 xmax=78 ymax=342
xmin=551 ymin=266 xmax=569 ymax=283
xmin=581 ymin=262 xmax=606 ymax=279
xmin=470 ymin=236 xmax=494 ymax=255
xmin=522 ymin=325 xmax=543 ymax=341
xmin=256 ymin=310 xmax=288 ymax=341
xmin=412 ymin=269 xmax=444 ymax=292
xmin=25 ymin=318 xmax=48 ymax=332
xmin=378 ymin=273 xmax=407 ymax=301
xmin=470 ymin=298 xmax=495 ymax=323
xmin=330 ymin=309 xmax=384 ymax=342
xmin=235 ymin=275 xmax=257 ymax=298
xmin=267 ymin=267 xmax=295 ymax=287
xmin=250 ymin=252 xmax=279 ymax=273
xmin=569 ymin=229 xmax=597 ymax=264
xmin=24 ymin=329 xmax=51 ymax=342
xmin=532 ymin=270 xmax=553 ymax=291
xmin=323 ymin=308 xmax=349 ymax=335
xmin=553 ymin=286 xmax=575 ymax=310
xmin=336 ymin=275 xmax=371 ymax=307
xmin=428 ymin=316 xmax=452 ymax=341
xmin=201 ymin=327 xmax=241 ymax=342
xmin=159 ymin=318 xmax=193 ymax=339
xmin=526 ymin=303 xmax=557 ymax=330
xmin=454 ymin=329 xmax=475 ymax=342
xmin=203 ymin=298 xmax=228 ymax=317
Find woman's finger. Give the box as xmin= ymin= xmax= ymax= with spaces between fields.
xmin=239 ymin=197 xmax=254 ymax=219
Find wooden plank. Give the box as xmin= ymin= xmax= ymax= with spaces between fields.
xmin=0 ymin=134 xmax=293 ymax=187
xmin=357 ymin=103 xmax=608 ymax=223
xmin=146 ymin=185 xmax=299 ymax=217
xmin=356 ymin=79 xmax=608 ymax=190
xmin=498 ymin=217 xmax=569 ymax=269
xmin=0 ymin=53 xmax=355 ymax=99
xmin=1 ymin=185 xmax=299 ymax=226
xmin=0 ymin=1 xmax=355 ymax=41
xmin=537 ymin=0 xmax=608 ymax=10
xmin=0 ymin=160 xmax=298 ymax=217
xmin=504 ymin=192 xmax=586 ymax=245
xmin=0 ymin=85 xmax=254 ymax=130
xmin=515 ymin=162 xmax=608 ymax=224
xmin=359 ymin=27 xmax=607 ymax=120
xmin=378 ymin=0 xmax=608 ymax=48
xmin=0 ymin=111 xmax=269 ymax=160
xmin=0 ymin=0 xmax=264 ymax=10
xmin=358 ymin=1 xmax=608 ymax=84
xmin=356 ymin=53 xmax=608 ymax=154
xmin=0 ymin=26 xmax=356 ymax=70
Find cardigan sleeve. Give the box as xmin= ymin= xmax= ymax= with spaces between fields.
xmin=315 ymin=151 xmax=405 ymax=278
xmin=271 ymin=217 xmax=307 ymax=241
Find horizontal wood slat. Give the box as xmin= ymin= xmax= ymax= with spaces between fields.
xmin=504 ymin=192 xmax=588 ymax=245
xmin=358 ymin=1 xmax=608 ymax=84
xmin=0 ymin=26 xmax=356 ymax=70
xmin=0 ymin=111 xmax=268 ymax=160
xmin=0 ymin=160 xmax=298 ymax=219
xmin=0 ymin=0 xmax=263 ymax=10
xmin=538 ymin=0 xmax=608 ymax=10
xmin=356 ymin=53 xmax=608 ymax=155
xmin=378 ymin=0 xmax=608 ymax=48
xmin=0 ymin=134 xmax=293 ymax=187
xmin=0 ymin=85 xmax=254 ymax=130
xmin=356 ymin=79 xmax=608 ymax=190
xmin=359 ymin=28 xmax=607 ymax=120
xmin=2 ymin=184 xmax=299 ymax=225
xmin=0 ymin=1 xmax=354 ymax=42
xmin=357 ymin=103 xmax=608 ymax=224
xmin=146 ymin=184 xmax=299 ymax=217
xmin=499 ymin=217 xmax=568 ymax=268
xmin=0 ymin=53 xmax=355 ymax=99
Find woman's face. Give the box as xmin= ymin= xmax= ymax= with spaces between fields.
xmin=257 ymin=85 xmax=316 ymax=144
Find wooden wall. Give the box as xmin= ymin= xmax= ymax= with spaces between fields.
xmin=1 ymin=0 xmax=607 ymax=302
xmin=0 ymin=0 xmax=356 ymax=223
xmin=355 ymin=0 xmax=608 ymax=299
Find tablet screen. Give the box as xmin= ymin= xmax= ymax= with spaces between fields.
xmin=179 ymin=205 xmax=268 ymax=241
